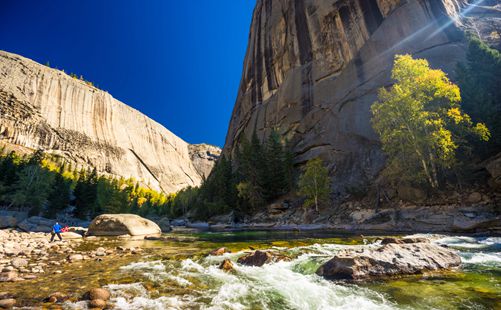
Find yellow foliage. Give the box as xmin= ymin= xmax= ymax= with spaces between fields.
xmin=371 ymin=54 xmax=490 ymax=188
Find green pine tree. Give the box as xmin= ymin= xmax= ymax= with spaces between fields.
xmin=9 ymin=164 xmax=54 ymax=215
xmin=45 ymin=166 xmax=71 ymax=218
xmin=457 ymin=34 xmax=501 ymax=157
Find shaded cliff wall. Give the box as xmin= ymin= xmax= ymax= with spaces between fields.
xmin=224 ymin=0 xmax=498 ymax=191
xmin=0 ymin=51 xmax=220 ymax=193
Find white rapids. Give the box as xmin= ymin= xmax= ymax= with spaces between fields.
xmin=63 ymin=235 xmax=501 ymax=310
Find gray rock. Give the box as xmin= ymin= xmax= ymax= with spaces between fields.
xmin=0 ymin=211 xmax=27 ymax=229
xmin=0 ymin=298 xmax=16 ymax=309
xmin=237 ymin=250 xmax=289 ymax=267
xmin=156 ymin=217 xmax=172 ymax=233
xmin=486 ymin=152 xmax=501 ymax=189
xmin=87 ymin=214 xmax=161 ymax=237
xmin=60 ymin=232 xmax=83 ymax=239
xmin=17 ymin=217 xmax=55 ymax=233
xmin=10 ymin=258 xmax=28 ymax=269
xmin=0 ymin=271 xmax=19 ymax=282
xmin=0 ymin=50 xmax=220 ymax=194
xmin=170 ymin=219 xmax=187 ymax=226
xmin=188 ymin=144 xmax=221 ymax=179
xmin=68 ymin=254 xmax=84 ymax=262
xmin=316 ymin=242 xmax=461 ymax=280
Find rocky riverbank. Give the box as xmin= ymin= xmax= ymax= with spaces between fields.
xmin=0 ymin=228 xmax=144 ymax=309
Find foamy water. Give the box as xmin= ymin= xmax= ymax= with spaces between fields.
xmin=106 ymin=242 xmax=399 ymax=310
xmin=63 ymin=235 xmax=500 ymax=309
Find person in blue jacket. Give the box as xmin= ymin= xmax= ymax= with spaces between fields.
xmin=50 ymin=222 xmax=63 ymax=242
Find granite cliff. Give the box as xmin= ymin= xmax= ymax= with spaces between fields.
xmin=0 ymin=51 xmax=220 ymax=193
xmin=224 ymin=0 xmax=500 ymax=192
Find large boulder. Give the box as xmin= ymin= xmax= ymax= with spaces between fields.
xmin=0 ymin=211 xmax=27 ymax=229
xmin=87 ymin=214 xmax=161 ymax=238
xmin=156 ymin=217 xmax=172 ymax=233
xmin=237 ymin=250 xmax=289 ymax=267
xmin=316 ymin=240 xmax=461 ymax=280
xmin=17 ymin=216 xmax=56 ymax=232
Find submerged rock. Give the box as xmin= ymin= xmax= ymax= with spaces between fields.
xmin=0 ymin=298 xmax=16 ymax=309
xmin=316 ymin=241 xmax=461 ymax=280
xmin=44 ymin=292 xmax=67 ymax=303
xmin=89 ymin=298 xmax=106 ymax=308
xmin=209 ymin=247 xmax=231 ymax=256
xmin=237 ymin=250 xmax=289 ymax=267
xmin=87 ymin=288 xmax=111 ymax=301
xmin=87 ymin=214 xmax=161 ymax=238
xmin=219 ymin=259 xmax=234 ymax=271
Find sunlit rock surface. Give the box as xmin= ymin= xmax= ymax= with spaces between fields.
xmin=87 ymin=214 xmax=161 ymax=237
xmin=316 ymin=238 xmax=462 ymax=280
xmin=224 ymin=0 xmax=500 ymax=190
xmin=0 ymin=51 xmax=220 ymax=193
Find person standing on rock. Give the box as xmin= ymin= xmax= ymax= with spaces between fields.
xmin=50 ymin=222 xmax=63 ymax=242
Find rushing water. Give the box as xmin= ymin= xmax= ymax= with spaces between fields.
xmin=4 ymin=230 xmax=501 ymax=309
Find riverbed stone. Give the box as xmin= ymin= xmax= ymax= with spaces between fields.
xmin=68 ymin=254 xmax=84 ymax=262
xmin=45 ymin=292 xmax=66 ymax=303
xmin=87 ymin=214 xmax=161 ymax=237
xmin=209 ymin=247 xmax=231 ymax=256
xmin=60 ymin=232 xmax=83 ymax=239
xmin=87 ymin=288 xmax=110 ymax=301
xmin=10 ymin=258 xmax=28 ymax=269
xmin=316 ymin=242 xmax=461 ymax=280
xmin=0 ymin=271 xmax=18 ymax=282
xmin=219 ymin=259 xmax=234 ymax=271
xmin=237 ymin=250 xmax=288 ymax=267
xmin=89 ymin=298 xmax=106 ymax=308
xmin=0 ymin=298 xmax=16 ymax=309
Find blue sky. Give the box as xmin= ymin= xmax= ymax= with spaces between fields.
xmin=0 ymin=0 xmax=256 ymax=147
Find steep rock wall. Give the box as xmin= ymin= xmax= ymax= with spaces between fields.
xmin=0 ymin=51 xmax=219 ymax=193
xmin=224 ymin=0 xmax=499 ymax=192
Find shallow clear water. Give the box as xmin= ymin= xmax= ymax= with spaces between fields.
xmin=3 ymin=230 xmax=500 ymax=309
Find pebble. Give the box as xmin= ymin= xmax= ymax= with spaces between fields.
xmin=0 ymin=298 xmax=16 ymax=309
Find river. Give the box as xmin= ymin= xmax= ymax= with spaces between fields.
xmin=4 ymin=230 xmax=500 ymax=309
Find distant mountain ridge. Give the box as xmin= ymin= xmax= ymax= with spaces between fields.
xmin=0 ymin=50 xmax=220 ymax=193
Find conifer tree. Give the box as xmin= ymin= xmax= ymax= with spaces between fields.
xmin=457 ymin=34 xmax=501 ymax=157
xmin=263 ymin=130 xmax=288 ymax=200
xmin=45 ymin=164 xmax=70 ymax=218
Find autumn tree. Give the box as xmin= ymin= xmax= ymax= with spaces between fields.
xmin=371 ymin=54 xmax=490 ymax=188
xmin=298 ymin=158 xmax=331 ymax=211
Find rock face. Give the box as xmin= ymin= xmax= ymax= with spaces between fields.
xmin=188 ymin=144 xmax=221 ymax=179
xmin=0 ymin=50 xmax=220 ymax=193
xmin=224 ymin=0 xmax=500 ymax=191
xmin=486 ymin=152 xmax=501 ymax=190
xmin=87 ymin=214 xmax=161 ymax=237
xmin=316 ymin=239 xmax=461 ymax=280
